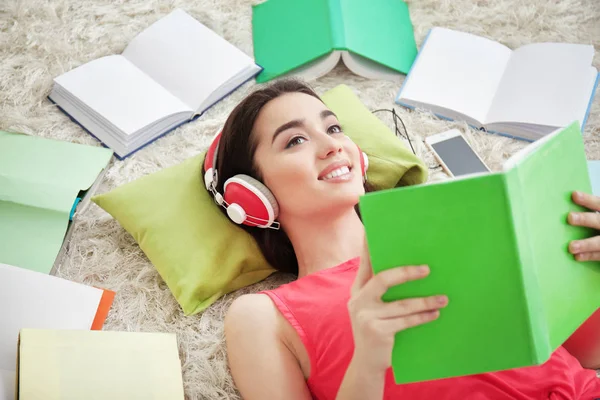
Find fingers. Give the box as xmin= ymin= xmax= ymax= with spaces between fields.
xmin=379 ymin=310 xmax=441 ymax=333
xmin=572 ymin=191 xmax=600 ymax=213
xmin=363 ymin=265 xmax=430 ymax=299
xmin=568 ymin=211 xmax=600 ymax=230
xmin=574 ymin=252 xmax=600 ymax=262
xmin=377 ymin=295 xmax=448 ymax=319
xmin=569 ymin=236 xmax=600 ymax=254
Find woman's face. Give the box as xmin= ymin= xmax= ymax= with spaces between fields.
xmin=253 ymin=92 xmax=365 ymax=220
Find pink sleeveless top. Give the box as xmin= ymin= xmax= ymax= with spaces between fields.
xmin=261 ymin=258 xmax=600 ymax=400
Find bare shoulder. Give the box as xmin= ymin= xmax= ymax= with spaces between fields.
xmin=225 ymin=293 xmax=279 ymax=335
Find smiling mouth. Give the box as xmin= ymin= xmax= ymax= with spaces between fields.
xmin=319 ymin=166 xmax=352 ymax=181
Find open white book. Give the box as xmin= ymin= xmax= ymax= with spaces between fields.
xmin=49 ymin=9 xmax=261 ymax=159
xmin=396 ymin=28 xmax=599 ymax=141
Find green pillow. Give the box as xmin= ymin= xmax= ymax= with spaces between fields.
xmin=93 ymin=84 xmax=427 ymax=315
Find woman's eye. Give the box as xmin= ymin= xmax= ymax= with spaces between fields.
xmin=286 ymin=136 xmax=306 ymax=148
xmin=328 ymin=124 xmax=342 ymax=134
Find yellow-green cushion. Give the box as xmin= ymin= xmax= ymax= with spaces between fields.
xmin=92 ymin=84 xmax=427 ymax=315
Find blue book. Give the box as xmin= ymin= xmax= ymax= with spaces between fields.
xmin=395 ymin=28 xmax=599 ymax=141
xmin=48 ymin=9 xmax=261 ymax=159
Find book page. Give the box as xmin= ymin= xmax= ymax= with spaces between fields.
xmin=341 ymin=51 xmax=402 ymax=81
xmin=486 ymin=43 xmax=597 ymax=127
xmin=54 ymin=55 xmax=191 ymax=136
xmin=398 ymin=28 xmax=511 ymax=124
xmin=0 ymin=263 xmax=103 ymax=373
xmin=502 ymin=127 xmax=562 ymax=171
xmin=0 ymin=132 xmax=112 ymax=273
xmin=123 ymin=9 xmax=257 ymax=111
xmin=0 ymin=369 xmax=14 ymax=400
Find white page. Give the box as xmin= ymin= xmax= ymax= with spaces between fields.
xmin=0 ymin=369 xmax=14 ymax=400
xmin=486 ymin=43 xmax=596 ymax=127
xmin=398 ymin=28 xmax=512 ymax=124
xmin=54 ymin=55 xmax=192 ymax=136
xmin=123 ymin=9 xmax=257 ymax=112
xmin=342 ymin=51 xmax=402 ymax=81
xmin=0 ymin=263 xmax=103 ymax=375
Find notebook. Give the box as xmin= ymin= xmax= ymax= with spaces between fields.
xmin=359 ymin=122 xmax=600 ymax=384
xmin=0 ymin=263 xmax=114 ymax=400
xmin=252 ymin=0 xmax=417 ymax=83
xmin=0 ymin=132 xmax=112 ymax=274
xmin=16 ymin=330 xmax=184 ymax=400
xmin=48 ymin=9 xmax=261 ymax=159
xmin=396 ymin=27 xmax=599 ymax=141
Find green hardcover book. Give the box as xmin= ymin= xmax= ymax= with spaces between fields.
xmin=359 ymin=122 xmax=600 ymax=384
xmin=252 ymin=0 xmax=417 ymax=83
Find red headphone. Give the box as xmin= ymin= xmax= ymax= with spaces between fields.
xmin=204 ymin=131 xmax=369 ymax=229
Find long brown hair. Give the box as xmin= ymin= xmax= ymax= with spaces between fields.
xmin=204 ymin=79 xmax=373 ymax=275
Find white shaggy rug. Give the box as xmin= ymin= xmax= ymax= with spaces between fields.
xmin=1 ymin=0 xmax=599 ymax=398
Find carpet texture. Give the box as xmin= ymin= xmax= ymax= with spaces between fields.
xmin=1 ymin=0 xmax=599 ymax=398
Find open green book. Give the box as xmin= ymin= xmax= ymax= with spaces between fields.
xmin=0 ymin=132 xmax=112 ymax=274
xmin=359 ymin=122 xmax=600 ymax=384
xmin=252 ymin=0 xmax=417 ymax=83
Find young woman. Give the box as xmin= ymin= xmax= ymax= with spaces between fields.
xmin=204 ymin=80 xmax=600 ymax=399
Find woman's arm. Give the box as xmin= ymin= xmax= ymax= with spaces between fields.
xmin=225 ymin=294 xmax=312 ymax=400
xmin=565 ymin=191 xmax=600 ymax=368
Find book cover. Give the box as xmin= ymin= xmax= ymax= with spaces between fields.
xmin=359 ymin=122 xmax=600 ymax=383
xmin=252 ymin=0 xmax=417 ymax=82
xmin=0 ymin=132 xmax=112 ymax=273
xmin=17 ymin=330 xmax=184 ymax=400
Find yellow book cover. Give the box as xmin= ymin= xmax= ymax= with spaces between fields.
xmin=17 ymin=329 xmax=184 ymax=400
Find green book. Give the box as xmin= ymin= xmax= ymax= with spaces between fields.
xmin=359 ymin=122 xmax=600 ymax=384
xmin=0 ymin=132 xmax=113 ymax=274
xmin=252 ymin=0 xmax=417 ymax=83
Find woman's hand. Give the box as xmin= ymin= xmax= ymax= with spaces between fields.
xmin=348 ymin=237 xmax=448 ymax=373
xmin=568 ymin=191 xmax=600 ymax=261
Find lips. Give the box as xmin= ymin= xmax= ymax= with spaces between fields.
xmin=318 ymin=160 xmax=352 ymax=180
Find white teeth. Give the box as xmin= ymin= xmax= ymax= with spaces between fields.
xmin=322 ymin=166 xmax=350 ymax=180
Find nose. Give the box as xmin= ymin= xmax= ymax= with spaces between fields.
xmin=317 ymin=133 xmax=342 ymax=159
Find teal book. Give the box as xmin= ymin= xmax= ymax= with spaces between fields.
xmin=252 ymin=0 xmax=417 ymax=83
xmin=359 ymin=122 xmax=600 ymax=384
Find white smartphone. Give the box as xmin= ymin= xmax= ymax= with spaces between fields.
xmin=425 ymin=129 xmax=490 ymax=177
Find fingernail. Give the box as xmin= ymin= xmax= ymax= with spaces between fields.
xmin=419 ymin=265 xmax=430 ymax=273
xmin=571 ymin=213 xmax=579 ymax=223
xmin=436 ymin=295 xmax=448 ymax=305
xmin=571 ymin=242 xmax=580 ymax=252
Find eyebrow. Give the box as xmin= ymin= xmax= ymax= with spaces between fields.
xmin=271 ymin=109 xmax=338 ymax=144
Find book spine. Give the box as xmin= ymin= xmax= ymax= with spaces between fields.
xmin=504 ymin=170 xmax=551 ymax=363
xmin=328 ymin=0 xmax=345 ymax=49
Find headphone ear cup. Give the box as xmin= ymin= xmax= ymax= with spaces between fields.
xmin=223 ymin=174 xmax=279 ymax=227
xmin=356 ymin=144 xmax=368 ymax=177
xmin=204 ymin=131 xmax=222 ymax=190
